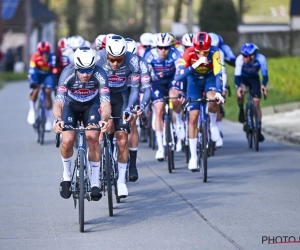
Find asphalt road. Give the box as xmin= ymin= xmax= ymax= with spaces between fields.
xmin=1 ymin=81 xmax=300 ymax=250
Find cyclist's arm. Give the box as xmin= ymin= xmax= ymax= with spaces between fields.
xmin=219 ymin=50 xmax=227 ymax=90
xmin=97 ymin=68 xmax=111 ymax=121
xmin=221 ymin=44 xmax=236 ymax=67
xmin=139 ymin=58 xmax=151 ymax=107
xmin=126 ymin=73 xmax=140 ymax=111
xmin=212 ymin=50 xmax=222 ymax=93
xmin=257 ymin=54 xmax=269 ymax=86
xmin=28 ymin=54 xmax=38 ymax=84
xmin=174 ymin=54 xmax=192 ymax=81
xmin=234 ymin=55 xmax=243 ymax=88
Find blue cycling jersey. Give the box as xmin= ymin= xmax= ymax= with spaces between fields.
xmin=220 ymin=44 xmax=236 ymax=66
xmin=234 ymin=53 xmax=269 ymax=87
xmin=144 ymin=47 xmax=182 ymax=82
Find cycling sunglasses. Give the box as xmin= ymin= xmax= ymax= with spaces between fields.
xmin=40 ymin=52 xmax=50 ymax=55
xmin=107 ymin=55 xmax=125 ymax=63
xmin=77 ymin=67 xmax=94 ymax=74
xmin=242 ymin=54 xmax=251 ymax=58
xmin=157 ymin=46 xmax=171 ymax=50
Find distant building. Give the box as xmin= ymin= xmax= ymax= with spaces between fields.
xmin=1 ymin=0 xmax=57 ymax=63
xmin=290 ymin=0 xmax=300 ymax=30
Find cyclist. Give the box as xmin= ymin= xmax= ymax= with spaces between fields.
xmin=235 ymin=43 xmax=268 ymax=142
xmin=95 ymin=34 xmax=106 ymax=51
xmin=144 ymin=32 xmax=185 ymax=161
xmin=208 ymin=32 xmax=228 ymax=147
xmin=181 ymin=33 xmax=194 ymax=50
xmin=96 ymin=35 xmax=148 ymax=197
xmin=217 ymin=35 xmax=236 ymax=67
xmin=27 ymin=41 xmax=57 ymax=131
xmin=125 ymin=38 xmax=151 ymax=182
xmin=53 ymin=46 xmax=111 ymax=200
xmin=169 ymin=32 xmax=185 ymax=55
xmin=55 ymin=37 xmax=74 ymax=92
xmin=174 ymin=32 xmax=224 ymax=171
xmin=138 ymin=32 xmax=153 ymax=57
xmin=69 ymin=35 xmax=85 ymax=52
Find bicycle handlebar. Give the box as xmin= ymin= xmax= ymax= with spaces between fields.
xmin=183 ymin=97 xmax=225 ymax=114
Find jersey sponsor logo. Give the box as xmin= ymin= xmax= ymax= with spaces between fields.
xmin=179 ymin=59 xmax=186 ymax=66
xmin=139 ymin=61 xmax=148 ymax=74
xmin=94 ymin=72 xmax=106 ymax=85
xmin=100 ymin=87 xmax=109 ymax=93
xmin=141 ymin=75 xmax=150 ymax=82
xmin=130 ymin=56 xmax=139 ymax=72
xmin=58 ymin=86 xmax=68 ymax=92
xmin=70 ymin=88 xmax=97 ymax=95
xmin=109 ymin=75 xmax=126 ymax=82
xmin=131 ymin=74 xmax=140 ymax=82
xmin=63 ymin=72 xmax=75 ymax=85
xmin=69 ymin=88 xmax=98 ymax=102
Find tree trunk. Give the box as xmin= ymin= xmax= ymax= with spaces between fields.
xmin=66 ymin=0 xmax=79 ymax=36
xmin=174 ymin=0 xmax=183 ymax=22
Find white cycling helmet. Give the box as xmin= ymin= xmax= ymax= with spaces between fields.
xmin=106 ymin=35 xmax=127 ymax=57
xmin=95 ymin=34 xmax=106 ymax=49
xmin=208 ymin=32 xmax=220 ymax=47
xmin=140 ymin=32 xmax=153 ymax=46
xmin=70 ymin=35 xmax=85 ymax=51
xmin=74 ymin=46 xmax=96 ymax=69
xmin=182 ymin=33 xmax=194 ymax=47
xmin=84 ymin=40 xmax=91 ymax=47
xmin=125 ymin=38 xmax=137 ymax=54
xmin=156 ymin=32 xmax=172 ymax=47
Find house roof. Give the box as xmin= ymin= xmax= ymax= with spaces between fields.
xmin=290 ymin=0 xmax=300 ymax=16
xmin=2 ymin=0 xmax=57 ymax=32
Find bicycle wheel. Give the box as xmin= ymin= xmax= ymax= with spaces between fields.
xmin=252 ymin=105 xmax=259 ymax=152
xmin=37 ymin=106 xmax=45 ymax=145
xmin=105 ymin=145 xmax=113 ymax=217
xmin=246 ymin=106 xmax=253 ymax=149
xmin=79 ymin=150 xmax=85 ymax=232
xmin=165 ymin=114 xmax=172 ymax=173
xmin=201 ymin=121 xmax=208 ymax=183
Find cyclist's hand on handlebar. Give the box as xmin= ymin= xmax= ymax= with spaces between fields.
xmin=135 ymin=104 xmax=145 ymax=116
xmin=123 ymin=110 xmax=134 ymax=122
xmin=178 ymin=93 xmax=186 ymax=104
xmin=53 ymin=120 xmax=64 ymax=133
xmin=261 ymin=85 xmax=267 ymax=96
xmin=237 ymin=86 xmax=243 ymax=99
xmin=222 ymin=89 xmax=227 ymax=97
xmin=99 ymin=120 xmax=109 ymax=132
xmin=214 ymin=92 xmax=224 ymax=104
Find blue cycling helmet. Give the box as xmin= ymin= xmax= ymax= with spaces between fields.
xmin=241 ymin=43 xmax=259 ymax=55
xmin=218 ymin=35 xmax=224 ymax=46
xmin=208 ymin=33 xmax=220 ymax=47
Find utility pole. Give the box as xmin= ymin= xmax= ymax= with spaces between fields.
xmin=26 ymin=0 xmax=32 ymax=70
xmin=239 ymin=0 xmax=244 ymax=23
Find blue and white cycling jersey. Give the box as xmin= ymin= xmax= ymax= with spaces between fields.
xmin=234 ymin=53 xmax=269 ymax=87
xmin=144 ymin=47 xmax=182 ymax=83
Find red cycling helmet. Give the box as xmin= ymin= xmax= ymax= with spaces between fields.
xmin=57 ymin=38 xmax=68 ymax=50
xmin=37 ymin=41 xmax=51 ymax=53
xmin=192 ymin=32 xmax=211 ymax=52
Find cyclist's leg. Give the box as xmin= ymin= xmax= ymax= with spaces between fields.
xmin=237 ymin=79 xmax=246 ymax=123
xmin=205 ymin=76 xmax=220 ymax=142
xmin=152 ymin=82 xmax=167 ymax=161
xmin=44 ymin=73 xmax=55 ymax=131
xmin=112 ymin=90 xmax=130 ymax=197
xmin=128 ymin=92 xmax=139 ymax=181
xmin=83 ymin=103 xmax=102 ymax=199
xmin=249 ymin=77 xmax=264 ymax=141
xmin=186 ymin=78 xmax=201 ymax=170
xmin=60 ymin=103 xmax=77 ymax=199
xmin=169 ymin=80 xmax=185 ymax=142
xmin=27 ymin=75 xmax=41 ymax=125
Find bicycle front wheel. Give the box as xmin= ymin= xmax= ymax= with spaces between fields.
xmin=165 ymin=114 xmax=173 ymax=174
xmin=37 ymin=106 xmax=45 ymax=145
xmin=252 ymin=106 xmax=259 ymax=152
xmin=105 ymin=145 xmax=113 ymax=217
xmin=79 ymin=150 xmax=85 ymax=232
xmin=201 ymin=121 xmax=208 ymax=183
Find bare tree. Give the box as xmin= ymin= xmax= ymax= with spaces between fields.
xmin=174 ymin=0 xmax=183 ymax=22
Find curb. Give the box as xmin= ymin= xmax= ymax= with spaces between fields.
xmin=262 ymin=127 xmax=300 ymax=145
xmin=262 ymin=102 xmax=300 ymax=116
